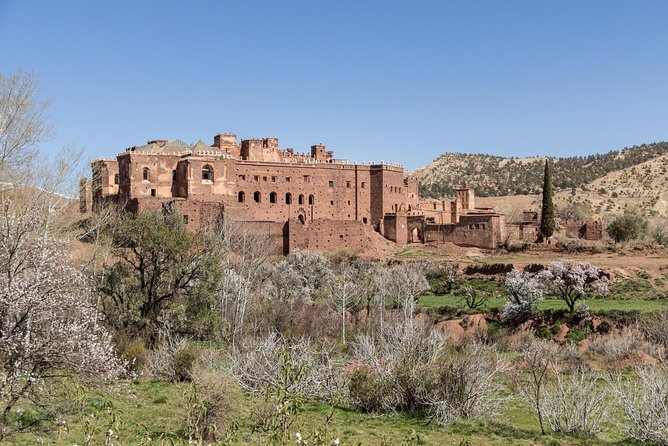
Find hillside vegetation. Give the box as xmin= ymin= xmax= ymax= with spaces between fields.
xmin=413 ymin=142 xmax=668 ymax=198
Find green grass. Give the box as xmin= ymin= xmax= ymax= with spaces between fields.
xmin=2 ymin=379 xmax=631 ymax=446
xmin=419 ymin=294 xmax=668 ymax=314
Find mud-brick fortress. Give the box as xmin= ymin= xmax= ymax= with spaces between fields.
xmin=80 ymin=133 xmax=509 ymax=253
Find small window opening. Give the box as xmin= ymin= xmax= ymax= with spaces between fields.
xmin=114 ymin=173 xmax=119 ymax=184
xmin=143 ymin=167 xmax=150 ymax=181
xmin=254 ymin=191 xmax=261 ymax=203
xmin=286 ymin=177 xmax=291 ymax=183
xmin=361 ymin=182 xmax=366 ymax=189
xmin=238 ymin=191 xmax=245 ymax=203
xmin=286 ymin=193 xmax=292 ymax=204
xmin=298 ymin=194 xmax=305 ymax=205
xmin=202 ymin=164 xmax=214 ymax=181
xmin=308 ymin=195 xmax=314 ymax=205
xmin=346 ymin=181 xmax=351 ymax=188
xmin=270 ymin=192 xmax=277 ymax=203
xmin=150 ymin=188 xmax=156 ymax=197
xmin=328 ymin=180 xmax=334 ymax=188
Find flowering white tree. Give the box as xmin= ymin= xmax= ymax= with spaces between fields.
xmin=0 ymin=197 xmax=122 ymax=439
xmin=541 ymin=260 xmax=609 ymax=313
xmin=501 ymin=270 xmax=546 ymax=323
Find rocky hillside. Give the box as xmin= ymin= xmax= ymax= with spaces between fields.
xmin=413 ymin=142 xmax=668 ymax=198
xmin=474 ymin=151 xmax=668 ymax=220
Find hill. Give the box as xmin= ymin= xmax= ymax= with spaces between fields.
xmin=412 ymin=142 xmax=668 ymax=199
xmin=474 ymin=151 xmax=668 ymax=220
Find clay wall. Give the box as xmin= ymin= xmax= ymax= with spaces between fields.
xmin=562 ymin=220 xmax=606 ymax=240
xmin=118 ymin=153 xmax=182 ymax=201
xmin=91 ymin=159 xmax=119 ymax=211
xmin=287 ymin=218 xmax=378 ymax=252
xmin=505 ymin=222 xmax=538 ymax=242
xmin=423 ymin=214 xmax=503 ymax=249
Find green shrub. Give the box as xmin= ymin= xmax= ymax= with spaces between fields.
xmin=607 ymin=213 xmax=648 ymax=243
xmin=122 ymin=338 xmax=148 ymax=374
xmin=173 ymin=343 xmax=201 ymax=382
xmin=348 ymin=368 xmax=385 ymax=413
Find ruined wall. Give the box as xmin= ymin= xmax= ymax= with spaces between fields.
xmin=423 ymin=214 xmax=503 ymax=249
xmin=562 ymin=220 xmax=606 ymax=240
xmin=505 ymin=222 xmax=538 ymax=242
xmin=91 ymin=159 xmax=119 ymax=211
xmin=287 ymin=218 xmax=380 ymax=252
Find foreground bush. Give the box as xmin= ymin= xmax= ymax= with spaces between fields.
xmin=349 ymin=322 xmax=508 ymax=424
xmin=610 ymin=365 xmax=668 ymax=445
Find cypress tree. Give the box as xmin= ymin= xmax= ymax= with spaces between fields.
xmin=539 ymin=159 xmax=555 ymax=241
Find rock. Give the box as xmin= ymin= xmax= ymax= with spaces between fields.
xmin=554 ymin=324 xmax=570 ymax=343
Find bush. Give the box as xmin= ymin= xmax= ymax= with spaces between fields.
xmin=607 ymin=213 xmax=649 ymax=243
xmin=610 ymin=365 xmax=668 ymax=444
xmin=144 ymin=335 xmax=200 ymax=382
xmin=347 ymin=367 xmax=386 ymax=413
xmin=183 ymin=356 xmax=241 ymax=442
xmin=121 ymin=338 xmax=148 ymax=374
xmin=173 ymin=343 xmax=201 ymax=382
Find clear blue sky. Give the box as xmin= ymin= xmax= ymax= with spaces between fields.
xmin=1 ymin=1 xmax=667 ymax=169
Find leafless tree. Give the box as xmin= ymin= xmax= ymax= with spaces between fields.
xmin=230 ymin=332 xmax=343 ymax=401
xmin=541 ymin=366 xmax=609 ymax=436
xmin=389 ymin=262 xmax=429 ymax=328
xmin=328 ymin=263 xmax=364 ymax=344
xmin=513 ymin=339 xmax=560 ymax=434
xmin=609 ymin=364 xmax=668 ymax=445
xmin=0 ymin=70 xmax=52 ymax=172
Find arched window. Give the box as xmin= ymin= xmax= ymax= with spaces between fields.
xmin=143 ymin=167 xmax=150 ymax=181
xmin=202 ymin=164 xmax=214 ymax=181
xmin=298 ymin=194 xmax=305 ymax=205
xmin=298 ymin=214 xmax=306 ymax=224
xmin=285 ymin=193 xmax=292 ymax=205
xmin=254 ymin=191 xmax=261 ymax=203
xmin=308 ymin=194 xmax=314 ymax=205
xmin=238 ymin=191 xmax=245 ymax=203
xmin=269 ymin=192 xmax=277 ymax=203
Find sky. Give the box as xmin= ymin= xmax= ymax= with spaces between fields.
xmin=1 ymin=1 xmax=668 ymax=170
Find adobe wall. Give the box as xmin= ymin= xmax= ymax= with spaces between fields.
xmin=423 ymin=214 xmax=503 ymax=249
xmin=562 ymin=220 xmax=606 ymax=240
xmin=505 ymin=222 xmax=538 ymax=242
xmin=287 ymin=218 xmax=380 ymax=252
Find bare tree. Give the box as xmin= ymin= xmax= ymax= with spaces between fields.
xmin=0 ymin=71 xmax=52 ymax=172
xmin=541 ymin=367 xmax=609 ymax=436
xmin=610 ymin=364 xmax=668 ymax=445
xmin=514 ymin=339 xmax=560 ymax=435
xmin=328 ymin=263 xmax=364 ymax=344
xmin=389 ymin=262 xmax=429 ymax=328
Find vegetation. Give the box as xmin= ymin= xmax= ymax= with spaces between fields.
xmin=416 ymin=142 xmax=668 ymax=198
xmin=607 ymin=212 xmax=649 ymax=243
xmin=539 ymin=160 xmax=555 ymax=240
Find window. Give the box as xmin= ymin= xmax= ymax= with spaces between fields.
xmin=286 ymin=177 xmax=291 ymax=183
xmin=270 ymin=192 xmax=277 ymax=203
xmin=263 ymin=176 xmax=267 ymax=182
xmin=143 ymin=167 xmax=150 ymax=181
xmin=238 ymin=191 xmax=245 ymax=203
xmin=271 ymin=176 xmax=277 ymax=182
xmin=298 ymin=194 xmax=305 ymax=205
xmin=239 ymin=174 xmax=246 ymax=180
xmin=328 ymin=180 xmax=334 ymax=188
xmin=254 ymin=191 xmax=261 ymax=203
xmin=363 ymin=217 xmax=368 ymax=224
xmin=346 ymin=181 xmax=351 ymax=188
xmin=308 ymin=195 xmax=314 ymax=205
xmin=202 ymin=164 xmax=214 ymax=181
xmin=150 ymin=189 xmax=156 ymax=197
xmin=361 ymin=182 xmax=366 ymax=189
xmin=330 ymin=200 xmax=334 ymax=205
xmin=114 ymin=174 xmax=119 ymax=184
xmin=286 ymin=193 xmax=292 ymax=204
xmin=303 ymin=175 xmax=310 ymax=183
xmin=254 ymin=175 xmax=259 ymax=182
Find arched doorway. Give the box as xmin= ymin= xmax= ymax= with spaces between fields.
xmin=411 ymin=227 xmax=423 ymax=243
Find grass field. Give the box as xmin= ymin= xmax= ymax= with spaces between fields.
xmin=419 ymin=294 xmax=668 ymax=314
xmin=2 ymin=379 xmax=633 ymax=446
